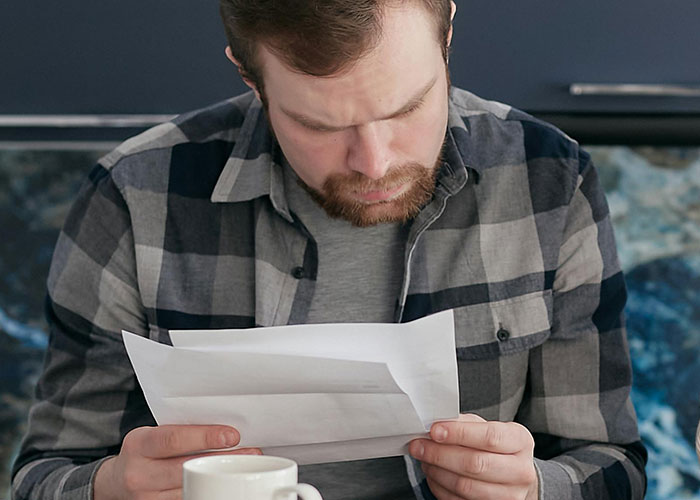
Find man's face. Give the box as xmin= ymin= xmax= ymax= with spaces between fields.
xmin=256 ymin=5 xmax=450 ymax=226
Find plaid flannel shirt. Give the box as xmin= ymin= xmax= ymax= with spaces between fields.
xmin=12 ymin=88 xmax=647 ymax=500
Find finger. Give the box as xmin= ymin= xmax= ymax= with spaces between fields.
xmin=426 ymin=477 xmax=464 ymax=500
xmin=176 ymin=448 xmax=264 ymax=466
xmin=429 ymin=420 xmax=534 ymax=455
xmin=145 ymin=449 xmax=265 ymax=491
xmin=424 ymin=463 xmax=526 ymax=500
xmin=411 ymin=440 xmax=531 ymax=483
xmin=224 ymin=447 xmax=264 ymax=455
xmin=155 ymin=488 xmax=182 ymax=500
xmin=130 ymin=425 xmax=240 ymax=459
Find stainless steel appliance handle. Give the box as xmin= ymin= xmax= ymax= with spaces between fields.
xmin=0 ymin=114 xmax=174 ymax=128
xmin=570 ymin=83 xmax=700 ymax=97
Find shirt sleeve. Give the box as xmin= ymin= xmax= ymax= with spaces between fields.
xmin=518 ymin=148 xmax=647 ymax=499
xmin=11 ymin=164 xmax=155 ymax=500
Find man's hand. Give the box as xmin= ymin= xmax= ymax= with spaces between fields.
xmin=94 ymin=425 xmax=262 ymax=500
xmin=409 ymin=414 xmax=538 ymax=500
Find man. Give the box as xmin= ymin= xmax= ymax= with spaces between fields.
xmin=12 ymin=1 xmax=647 ymax=499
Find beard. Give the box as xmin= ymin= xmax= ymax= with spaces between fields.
xmin=259 ymin=75 xmax=447 ymax=228
xmin=298 ymin=157 xmax=441 ymax=227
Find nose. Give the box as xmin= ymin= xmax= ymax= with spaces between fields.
xmin=346 ymin=122 xmax=392 ymax=180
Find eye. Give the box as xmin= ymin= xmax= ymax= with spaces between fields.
xmin=397 ymin=100 xmax=424 ymax=119
xmin=303 ymin=123 xmax=336 ymax=133
xmin=296 ymin=119 xmax=340 ymax=134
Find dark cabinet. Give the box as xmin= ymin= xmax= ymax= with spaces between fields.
xmin=452 ymin=0 xmax=700 ymax=114
xmin=2 ymin=0 xmax=699 ymax=143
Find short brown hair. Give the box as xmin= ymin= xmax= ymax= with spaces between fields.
xmin=219 ymin=0 xmax=452 ymax=93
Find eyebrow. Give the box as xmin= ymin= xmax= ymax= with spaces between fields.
xmin=280 ymin=76 xmax=438 ymax=132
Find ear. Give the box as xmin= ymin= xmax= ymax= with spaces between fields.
xmin=447 ymin=1 xmax=457 ymax=48
xmin=225 ymin=46 xmax=261 ymax=100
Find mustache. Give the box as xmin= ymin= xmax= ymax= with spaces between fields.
xmin=296 ymin=155 xmax=442 ymax=227
xmin=324 ymin=162 xmax=427 ymax=193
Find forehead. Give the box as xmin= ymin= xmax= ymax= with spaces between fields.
xmin=258 ymin=5 xmax=445 ymax=125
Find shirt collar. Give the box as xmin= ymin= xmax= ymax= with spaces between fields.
xmin=210 ymin=90 xmax=481 ymax=217
xmin=210 ymin=97 xmax=294 ymax=222
xmin=445 ymin=89 xmax=483 ymax=181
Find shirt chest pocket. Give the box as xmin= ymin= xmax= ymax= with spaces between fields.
xmin=453 ymin=290 xmax=553 ymax=361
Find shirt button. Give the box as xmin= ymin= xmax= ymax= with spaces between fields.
xmin=496 ymin=328 xmax=510 ymax=341
xmin=292 ymin=266 xmax=305 ymax=279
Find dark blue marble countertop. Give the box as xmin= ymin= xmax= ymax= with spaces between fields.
xmin=1 ymin=146 xmax=699 ymax=498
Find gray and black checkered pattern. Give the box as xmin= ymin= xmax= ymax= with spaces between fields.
xmin=12 ymin=88 xmax=646 ymax=500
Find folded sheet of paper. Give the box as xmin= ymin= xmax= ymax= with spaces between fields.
xmin=122 ymin=309 xmax=458 ymax=465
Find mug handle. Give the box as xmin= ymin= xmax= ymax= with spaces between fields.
xmin=274 ymin=483 xmax=323 ymax=500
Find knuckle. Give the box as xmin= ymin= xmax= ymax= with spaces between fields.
xmin=432 ymin=448 xmax=448 ymax=470
xmin=456 ymin=423 xmax=469 ymax=444
xmin=485 ymin=423 xmax=502 ymax=449
xmin=160 ymin=429 xmax=180 ymax=453
xmin=463 ymin=452 xmax=488 ymax=475
xmin=455 ymin=476 xmax=475 ymax=497
xmin=477 ymin=453 xmax=490 ymax=474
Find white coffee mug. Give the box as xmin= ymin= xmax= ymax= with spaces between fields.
xmin=183 ymin=455 xmax=323 ymax=500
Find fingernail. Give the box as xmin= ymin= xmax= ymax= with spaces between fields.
xmin=221 ymin=431 xmax=238 ymax=447
xmin=412 ymin=442 xmax=424 ymax=459
xmin=433 ymin=425 xmax=447 ymax=442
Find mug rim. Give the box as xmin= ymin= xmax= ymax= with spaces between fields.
xmin=183 ymin=454 xmax=297 ymax=477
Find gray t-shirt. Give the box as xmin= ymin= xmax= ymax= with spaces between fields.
xmin=284 ymin=167 xmax=416 ymax=500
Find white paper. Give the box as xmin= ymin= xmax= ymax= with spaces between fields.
xmin=123 ymin=309 xmax=458 ymax=464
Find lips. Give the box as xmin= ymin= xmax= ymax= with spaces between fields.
xmin=351 ymin=182 xmax=410 ymax=203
